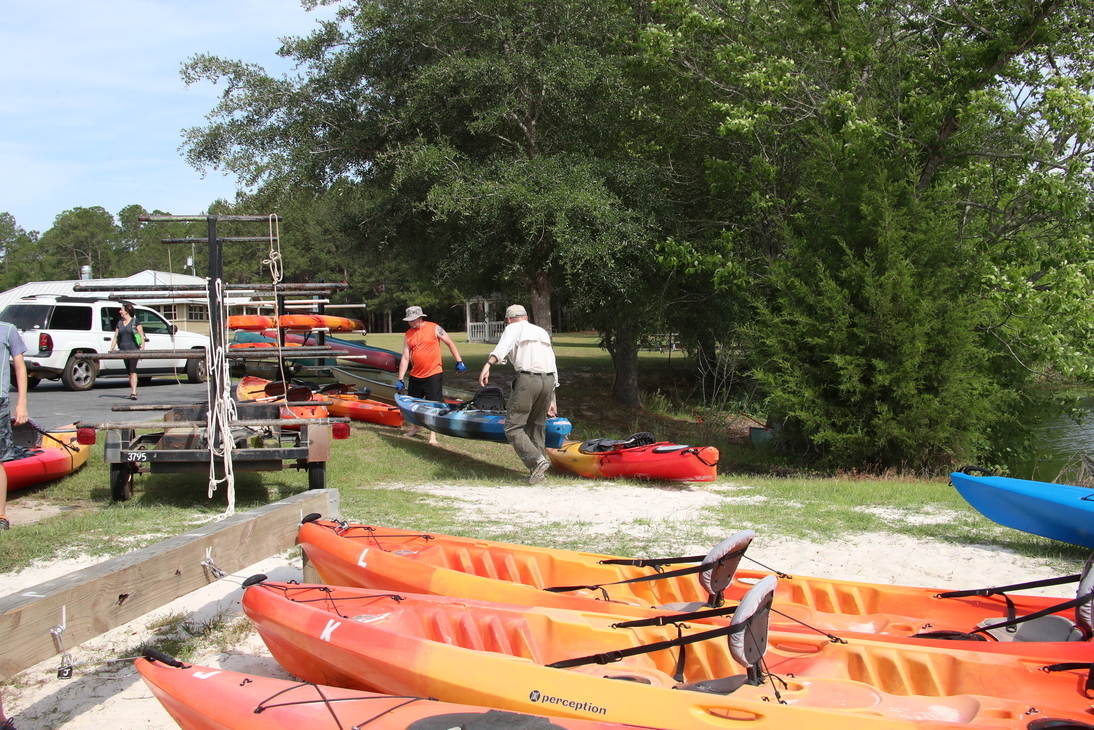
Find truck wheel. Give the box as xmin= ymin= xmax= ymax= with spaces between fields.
xmin=187 ymin=351 xmax=208 ymax=383
xmin=26 ymin=376 xmax=40 ymax=389
xmin=110 ymin=463 xmax=133 ymax=502
xmin=62 ymin=355 xmax=97 ymax=391
xmin=307 ymin=462 xmax=326 ymax=490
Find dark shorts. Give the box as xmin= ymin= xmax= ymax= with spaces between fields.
xmin=120 ymin=346 xmax=139 ymax=374
xmin=408 ymin=373 xmax=443 ymax=402
xmin=0 ymin=399 xmax=12 ymax=461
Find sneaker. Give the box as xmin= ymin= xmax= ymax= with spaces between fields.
xmin=0 ymin=516 xmax=9 ymax=531
xmin=528 ymin=459 xmax=550 ymax=484
xmin=2 ymin=717 xmax=16 ymax=729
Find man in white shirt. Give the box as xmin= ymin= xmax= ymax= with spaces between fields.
xmin=479 ymin=305 xmax=558 ymax=483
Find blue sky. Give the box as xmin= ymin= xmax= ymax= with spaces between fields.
xmin=0 ymin=0 xmax=339 ymax=235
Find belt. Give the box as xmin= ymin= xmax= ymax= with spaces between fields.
xmin=518 ymin=371 xmax=554 ymax=376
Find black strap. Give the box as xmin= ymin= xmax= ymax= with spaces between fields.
xmin=611 ymin=604 xmax=740 ymax=629
xmin=1041 ymin=662 xmax=1094 ymax=696
xmin=546 ymin=621 xmax=749 ymax=670
xmin=972 ymin=591 xmax=1094 ymax=636
xmin=600 ymin=555 xmax=705 ymax=568
xmin=544 ymin=549 xmax=744 ymax=594
xmin=936 ymin=573 xmax=1081 ymax=599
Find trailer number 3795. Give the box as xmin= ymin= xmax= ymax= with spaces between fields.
xmin=126 ymin=452 xmax=148 ymax=462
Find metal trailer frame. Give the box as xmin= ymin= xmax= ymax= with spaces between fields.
xmin=73 ymin=214 xmax=351 ymax=502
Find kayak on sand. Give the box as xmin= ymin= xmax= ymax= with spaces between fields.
xmin=242 ymin=578 xmax=1094 ymax=730
xmin=296 ymin=516 xmax=1094 ymax=653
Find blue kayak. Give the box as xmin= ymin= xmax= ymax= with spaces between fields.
xmin=950 ymin=470 xmax=1094 ymax=549
xmin=395 ymin=395 xmax=572 ymax=448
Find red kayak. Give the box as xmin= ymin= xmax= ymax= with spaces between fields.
xmin=5 ymin=423 xmax=91 ymax=491
xmin=264 ymin=331 xmax=400 ymax=372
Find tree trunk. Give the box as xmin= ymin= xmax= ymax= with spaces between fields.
xmin=605 ymin=324 xmax=642 ymax=407
xmin=529 ymin=269 xmax=553 ymax=333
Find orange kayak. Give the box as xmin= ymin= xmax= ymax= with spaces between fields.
xmin=236 ymin=375 xmax=328 ymax=425
xmin=297 ymin=518 xmax=1094 ymax=654
xmin=228 ymin=314 xmax=276 ymax=331
xmin=322 ymin=389 xmax=403 ymax=427
xmin=279 ymin=314 xmax=364 ymax=332
xmin=242 ymin=579 xmax=1094 ymax=730
xmin=136 ymin=654 xmax=647 ymax=730
xmin=546 ymin=439 xmax=718 ymax=481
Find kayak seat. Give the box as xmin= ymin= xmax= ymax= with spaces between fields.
xmin=680 ymin=574 xmax=777 ymax=695
xmin=977 ymin=615 xmax=1085 ymax=642
xmin=652 ymin=530 xmax=757 ymax=610
xmin=974 ymin=553 xmax=1094 ymax=641
xmin=579 ymin=432 xmax=656 ymax=454
xmin=678 ymin=674 xmax=752 ymax=695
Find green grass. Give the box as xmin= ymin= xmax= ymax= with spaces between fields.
xmin=2 ymin=331 xmax=1087 ymax=577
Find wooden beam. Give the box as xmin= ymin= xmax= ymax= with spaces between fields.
xmin=0 ymin=489 xmax=340 ymax=680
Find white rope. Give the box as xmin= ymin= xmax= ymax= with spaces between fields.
xmin=205 ymin=277 xmax=238 ymax=518
xmin=263 ymin=215 xmax=291 ymax=387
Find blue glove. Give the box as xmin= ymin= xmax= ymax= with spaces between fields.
xmin=396 ymin=379 xmax=405 ymax=393
xmin=455 ymin=361 xmax=466 ymax=373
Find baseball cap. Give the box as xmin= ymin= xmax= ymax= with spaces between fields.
xmin=505 ymin=304 xmax=527 ymax=318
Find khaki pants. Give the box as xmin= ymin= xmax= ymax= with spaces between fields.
xmin=504 ymin=372 xmax=555 ymax=469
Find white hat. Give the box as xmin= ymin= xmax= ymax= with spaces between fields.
xmin=403 ymin=305 xmax=426 ymax=321
xmin=505 ymin=304 xmax=528 ymax=318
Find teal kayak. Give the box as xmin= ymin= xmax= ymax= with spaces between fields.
xmin=950 ymin=470 xmax=1094 ymax=548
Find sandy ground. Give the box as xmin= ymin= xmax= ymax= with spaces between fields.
xmin=1 ymin=481 xmax=1086 ymax=729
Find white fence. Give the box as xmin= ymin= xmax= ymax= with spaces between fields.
xmin=467 ymin=320 xmax=506 ymax=343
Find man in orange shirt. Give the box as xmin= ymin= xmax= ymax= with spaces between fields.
xmin=397 ymin=305 xmax=466 ymax=445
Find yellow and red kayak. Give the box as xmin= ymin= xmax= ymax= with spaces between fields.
xmin=5 ymin=423 xmax=91 ymax=492
xmin=297 ymin=518 xmax=1094 ymax=654
xmin=236 ymin=376 xmax=328 ymax=425
xmin=242 ymin=580 xmax=1094 ymax=730
xmin=547 ymin=439 xmax=718 ymax=481
xmin=137 ymin=654 xmax=647 ymax=730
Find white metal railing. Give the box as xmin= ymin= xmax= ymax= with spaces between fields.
xmin=467 ymin=321 xmax=506 ymax=343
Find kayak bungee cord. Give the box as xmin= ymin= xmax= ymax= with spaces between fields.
xmin=304 ymin=514 xmax=437 ymax=551
xmin=247 ymin=578 xmax=406 ymax=620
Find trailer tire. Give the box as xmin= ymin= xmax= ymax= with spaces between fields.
xmin=111 ymin=463 xmax=133 ymax=502
xmin=307 ymin=462 xmax=326 ymax=490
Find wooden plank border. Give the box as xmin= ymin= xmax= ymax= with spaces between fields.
xmin=0 ymin=489 xmax=340 ymax=680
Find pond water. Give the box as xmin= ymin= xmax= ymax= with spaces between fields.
xmin=1011 ymin=396 xmax=1094 ymax=481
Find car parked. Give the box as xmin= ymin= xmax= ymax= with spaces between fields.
xmin=0 ymin=295 xmax=209 ymax=390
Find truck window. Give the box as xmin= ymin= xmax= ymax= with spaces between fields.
xmin=49 ymin=306 xmax=93 ymax=331
xmin=136 ymin=310 xmax=171 ymax=335
xmin=0 ymin=304 xmax=52 ymax=330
